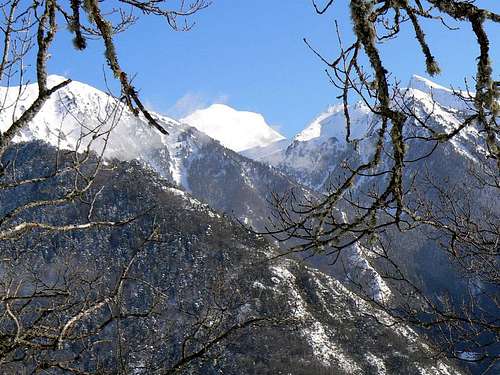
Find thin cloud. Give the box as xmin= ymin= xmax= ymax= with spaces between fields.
xmin=270 ymin=122 xmax=284 ymax=134
xmin=167 ymin=92 xmax=230 ymax=120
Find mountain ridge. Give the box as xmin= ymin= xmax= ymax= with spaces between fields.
xmin=0 ymin=139 xmax=465 ymax=374
xmin=0 ymin=76 xmax=313 ymax=232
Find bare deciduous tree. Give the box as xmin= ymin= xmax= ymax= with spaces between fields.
xmin=0 ymin=1 xmax=277 ymax=373
xmin=0 ymin=0 xmax=211 ymax=238
xmin=0 ymin=223 xmax=276 ymax=373
xmin=264 ymin=0 xmax=499 ymax=371
xmin=1 ymin=0 xmax=211 ymax=155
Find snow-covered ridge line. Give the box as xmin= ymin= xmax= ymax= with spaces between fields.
xmin=0 ymin=75 xmax=212 ymax=189
xmin=242 ymin=74 xmax=482 ymax=181
xmin=294 ymin=74 xmax=473 ymax=145
xmin=1 ymin=76 xmax=289 ymax=173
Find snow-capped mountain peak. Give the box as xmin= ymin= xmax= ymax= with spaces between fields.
xmin=294 ymin=102 xmax=373 ymax=144
xmin=408 ymin=74 xmax=451 ymax=93
xmin=242 ymin=74 xmax=483 ymax=192
xmin=292 ymin=75 xmax=469 ymax=148
xmin=181 ymin=103 xmax=285 ymax=152
xmin=0 ymin=77 xmax=181 ymax=157
xmin=46 ymin=74 xmax=70 ymax=86
xmin=406 ymin=74 xmax=472 ymax=110
xmin=0 ymin=77 xmax=210 ymax=190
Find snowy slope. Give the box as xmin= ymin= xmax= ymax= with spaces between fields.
xmin=407 ymin=74 xmax=472 ymax=110
xmin=294 ymin=101 xmax=374 ymax=143
xmin=0 ymin=77 xmax=250 ymax=189
xmin=1 ymin=75 xmax=179 ymax=161
xmin=240 ymin=138 xmax=290 ymax=164
xmin=181 ymin=103 xmax=286 ymax=152
xmin=2 ymin=139 xmax=463 ymax=374
xmin=239 ymin=75 xmax=490 ymax=319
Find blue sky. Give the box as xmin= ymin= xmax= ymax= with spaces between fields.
xmin=49 ymin=1 xmax=499 ymax=138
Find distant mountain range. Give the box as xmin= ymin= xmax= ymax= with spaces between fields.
xmin=0 ymin=76 xmax=311 ymax=232
xmin=240 ymin=75 xmax=483 ymax=190
xmin=1 ymin=73 xmax=495 ymax=374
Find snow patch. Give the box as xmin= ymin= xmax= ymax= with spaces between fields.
xmin=270 ymin=265 xmax=362 ymax=373
xmin=365 ymin=352 xmax=387 ymax=375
